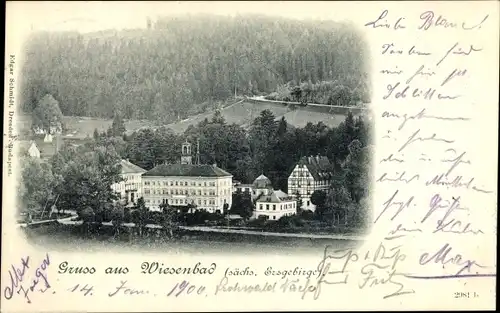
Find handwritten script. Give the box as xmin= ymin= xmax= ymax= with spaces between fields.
xmin=367 ymin=6 xmax=497 ymax=297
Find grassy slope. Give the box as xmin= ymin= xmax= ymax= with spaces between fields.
xmin=17 ymin=101 xmax=353 ymax=139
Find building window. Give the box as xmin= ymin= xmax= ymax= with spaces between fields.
xmin=273 ymin=205 xmax=276 ymax=211
xmin=259 ymin=204 xmax=263 ymax=210
xmin=307 ymin=201 xmax=310 ymax=206
xmin=144 ymin=189 xmax=150 ymax=194
xmin=145 ymin=181 xmax=150 ymax=186
xmin=175 ymin=181 xmax=178 ymax=186
xmin=266 ymin=204 xmax=269 ymax=211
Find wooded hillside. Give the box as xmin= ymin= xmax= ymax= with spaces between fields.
xmin=20 ymin=14 xmax=370 ymax=122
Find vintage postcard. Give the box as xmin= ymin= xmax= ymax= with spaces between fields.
xmin=2 ymin=1 xmax=498 ymax=311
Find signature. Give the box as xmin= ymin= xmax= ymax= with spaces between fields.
xmin=419 ymin=243 xmax=486 ymax=276
xmin=421 ymin=194 xmax=483 ymax=235
xmin=359 ymin=263 xmax=415 ymax=299
xmin=3 ymin=254 xmax=50 ymax=304
xmin=316 ymin=242 xmax=414 ymax=299
xmin=360 ymin=242 xmax=414 ymax=299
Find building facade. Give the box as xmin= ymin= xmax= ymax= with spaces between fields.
xmin=233 ymin=182 xmax=253 ymax=194
xmin=142 ymin=141 xmax=233 ymax=212
xmin=111 ymin=159 xmax=146 ymax=205
xmin=254 ymin=190 xmax=297 ymax=220
xmin=287 ymin=155 xmax=333 ymax=212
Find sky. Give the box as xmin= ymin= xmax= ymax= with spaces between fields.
xmin=8 ymin=1 xmax=361 ymax=34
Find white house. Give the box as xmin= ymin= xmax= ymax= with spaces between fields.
xmin=112 ymin=159 xmax=147 ymax=205
xmin=141 ymin=141 xmax=233 ymax=213
xmin=27 ymin=142 xmax=40 ymax=158
xmin=287 ymin=155 xmax=333 ymax=212
xmin=254 ymin=190 xmax=297 ymax=220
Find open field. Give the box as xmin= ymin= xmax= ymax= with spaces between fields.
xmin=17 ymin=99 xmax=366 ymax=139
xmin=16 ymin=114 xmax=156 ymax=139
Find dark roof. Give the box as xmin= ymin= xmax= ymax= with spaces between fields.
xmin=297 ymin=155 xmax=333 ymax=180
xmin=253 ymin=174 xmax=272 ymax=189
xmin=143 ymin=163 xmax=232 ymax=177
xmin=120 ymin=159 xmax=146 ymax=174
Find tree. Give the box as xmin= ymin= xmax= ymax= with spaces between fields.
xmin=159 ymin=202 xmax=176 ymax=238
xmin=310 ymin=190 xmax=326 ymax=211
xmin=291 ymin=86 xmax=302 ymax=102
xmin=132 ymin=197 xmax=148 ymax=236
xmin=110 ymin=114 xmax=126 ymax=137
xmin=17 ymin=157 xmax=59 ymax=219
xmin=324 ymin=176 xmax=352 ymax=226
xmin=230 ymin=190 xmax=254 ymax=220
xmin=344 ymin=139 xmax=370 ymax=204
xmin=109 ymin=202 xmax=125 ymax=236
xmin=211 ymin=110 xmax=226 ymax=124
xmin=31 ymin=94 xmax=63 ymax=134
xmin=80 ymin=206 xmax=95 ymax=235
xmin=51 ymin=143 xmax=123 ymax=222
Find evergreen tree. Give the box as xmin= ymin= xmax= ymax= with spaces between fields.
xmin=31 ymin=94 xmax=63 ymax=134
xmin=111 ymin=114 xmax=126 ymax=137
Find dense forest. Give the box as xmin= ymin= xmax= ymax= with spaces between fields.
xmin=20 ymin=14 xmax=370 ymax=123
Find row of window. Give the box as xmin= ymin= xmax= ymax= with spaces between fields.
xmin=122 ymin=174 xmax=141 ymax=182
xmin=144 ymin=180 xmax=230 ymax=187
xmin=257 ymin=202 xmax=296 ymax=211
xmin=143 ymin=189 xmax=231 ymax=196
xmin=288 ymin=179 xmax=329 ymax=185
xmin=145 ymin=198 xmax=222 ymax=206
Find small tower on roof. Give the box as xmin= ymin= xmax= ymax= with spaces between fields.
xmin=181 ymin=140 xmax=192 ymax=165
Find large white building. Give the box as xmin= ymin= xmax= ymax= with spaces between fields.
xmin=255 ymin=190 xmax=297 ymax=220
xmin=111 ymin=159 xmax=147 ymax=205
xmin=287 ymin=155 xmax=333 ymax=212
xmin=142 ymin=141 xmax=233 ymax=212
